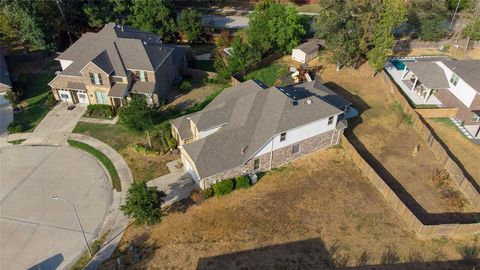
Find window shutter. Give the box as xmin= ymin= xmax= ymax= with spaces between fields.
xmin=89 ymin=73 xmax=95 ymax=84
xmin=135 ymin=71 xmax=140 ymax=79
xmin=98 ymin=74 xmax=103 ymax=85
xmin=144 ymin=71 xmax=148 ymax=82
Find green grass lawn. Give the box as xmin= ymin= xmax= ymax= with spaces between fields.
xmin=14 ymin=73 xmax=55 ymax=132
xmin=192 ymin=60 xmax=215 ymax=72
xmin=68 ymin=139 xmax=121 ymax=191
xmin=244 ymin=63 xmax=289 ymax=87
xmin=73 ymin=123 xmax=145 ymax=151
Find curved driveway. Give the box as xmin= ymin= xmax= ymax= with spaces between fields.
xmin=0 ymin=145 xmax=111 ymax=270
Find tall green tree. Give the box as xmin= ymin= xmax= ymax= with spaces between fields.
xmin=226 ymin=36 xmax=261 ymax=76
xmin=83 ymin=0 xmax=113 ymax=28
xmin=247 ymin=0 xmax=305 ymax=54
xmin=406 ymin=0 xmax=449 ymax=41
xmin=314 ymin=0 xmax=364 ymax=69
xmin=367 ymin=0 xmax=407 ymax=73
xmin=121 ymin=182 xmax=165 ymax=225
xmin=178 ymin=9 xmax=205 ymax=43
xmin=128 ymin=0 xmax=176 ymax=41
xmin=119 ymin=94 xmax=154 ymax=146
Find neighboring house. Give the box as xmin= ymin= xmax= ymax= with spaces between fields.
xmin=171 ymin=79 xmax=350 ymax=189
xmin=0 ymin=49 xmax=12 ymax=96
xmin=291 ymin=39 xmax=325 ymax=64
xmin=398 ymin=59 xmax=480 ymax=139
xmin=48 ymin=22 xmax=186 ymax=108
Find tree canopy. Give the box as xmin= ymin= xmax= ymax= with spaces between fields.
xmin=128 ymin=0 xmax=176 ymax=41
xmin=178 ymin=9 xmax=205 ymax=43
xmin=406 ymin=0 xmax=449 ymax=41
xmin=226 ymin=36 xmax=261 ymax=76
xmin=121 ymin=182 xmax=165 ymax=225
xmin=247 ymin=0 xmax=305 ymax=54
xmin=119 ymin=95 xmax=153 ymax=132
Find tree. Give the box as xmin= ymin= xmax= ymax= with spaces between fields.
xmin=464 ymin=19 xmax=480 ymax=40
xmin=83 ymin=0 xmax=113 ymax=28
xmin=314 ymin=0 xmax=364 ymax=69
xmin=367 ymin=0 xmax=407 ymax=73
xmin=119 ymin=95 xmax=154 ymax=146
xmin=128 ymin=0 xmax=176 ymax=41
xmin=178 ymin=9 xmax=205 ymax=43
xmin=406 ymin=0 xmax=449 ymax=41
xmin=121 ymin=182 xmax=165 ymax=225
xmin=4 ymin=90 xmax=20 ymax=109
xmin=247 ymin=0 xmax=305 ymax=54
xmin=226 ymin=36 xmax=261 ymax=76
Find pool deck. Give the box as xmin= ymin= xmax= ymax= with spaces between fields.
xmin=384 ymin=63 xmax=442 ymax=107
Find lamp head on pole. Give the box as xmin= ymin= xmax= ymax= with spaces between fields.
xmin=51 ymin=196 xmax=59 ymax=200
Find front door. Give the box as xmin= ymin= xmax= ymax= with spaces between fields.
xmin=77 ymin=92 xmax=90 ymax=104
xmin=58 ymin=90 xmax=73 ymax=103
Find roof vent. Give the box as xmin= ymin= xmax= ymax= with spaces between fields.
xmin=291 ymin=100 xmax=298 ymax=106
xmin=305 ymin=99 xmax=312 ymax=105
xmin=143 ymin=41 xmax=147 ymax=46
xmin=241 ymin=145 xmax=248 ymax=155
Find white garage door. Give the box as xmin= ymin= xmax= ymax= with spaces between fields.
xmin=0 ymin=93 xmax=7 ymax=105
xmin=58 ymin=90 xmax=73 ymax=103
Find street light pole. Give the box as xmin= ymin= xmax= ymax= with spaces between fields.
xmin=51 ymin=196 xmax=93 ymax=257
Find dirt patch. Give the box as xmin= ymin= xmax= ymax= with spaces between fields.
xmin=291 ymin=55 xmax=476 ymax=222
xmin=166 ymin=81 xmax=223 ymax=111
xmin=101 ymin=149 xmax=478 ymax=269
xmin=121 ymin=147 xmax=179 ymax=183
xmin=426 ymin=119 xmax=480 ymax=187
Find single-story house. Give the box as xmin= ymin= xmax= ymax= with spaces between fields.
xmin=291 ymin=38 xmax=325 ymax=64
xmin=171 ymin=79 xmax=350 ymax=189
xmin=48 ymin=22 xmax=186 ymax=108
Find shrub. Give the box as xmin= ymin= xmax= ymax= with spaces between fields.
xmin=212 ymin=179 xmax=234 ymax=195
xmin=190 ymin=189 xmax=205 ymax=203
xmin=179 ymin=80 xmax=193 ymax=91
xmin=121 ymin=182 xmax=166 ymax=225
xmin=7 ymin=121 xmax=22 ymax=133
xmin=132 ymin=143 xmax=159 ymax=155
xmin=234 ymin=175 xmax=250 ymax=189
xmin=44 ymin=92 xmax=57 ymax=109
xmin=204 ymin=187 xmax=214 ymax=198
xmin=85 ymin=104 xmax=114 ymax=119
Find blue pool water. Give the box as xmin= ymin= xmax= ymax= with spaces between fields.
xmin=390 ymin=59 xmax=415 ymax=70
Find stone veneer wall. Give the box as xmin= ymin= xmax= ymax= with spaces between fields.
xmin=201 ymin=128 xmax=342 ymax=188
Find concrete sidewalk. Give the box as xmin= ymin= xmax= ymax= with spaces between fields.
xmin=68 ymin=133 xmax=134 ymax=270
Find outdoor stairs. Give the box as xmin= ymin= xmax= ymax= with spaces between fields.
xmin=449 ymin=118 xmax=479 ymax=144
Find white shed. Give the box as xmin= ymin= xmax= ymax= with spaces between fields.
xmin=291 ymin=39 xmax=325 ymax=64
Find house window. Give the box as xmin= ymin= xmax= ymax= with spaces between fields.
xmin=95 ymin=91 xmax=108 ymax=104
xmin=292 ymin=144 xmax=300 ymax=154
xmin=89 ymin=73 xmax=103 ymax=85
xmin=450 ymin=74 xmax=459 ymax=86
xmin=253 ymin=158 xmax=260 ymax=171
xmin=473 ymin=113 xmax=480 ymax=122
xmin=328 ymin=116 xmax=334 ymax=125
xmin=280 ymin=132 xmax=286 ymax=142
xmin=135 ymin=70 xmax=148 ymax=82
xmin=112 ymin=77 xmax=123 ymax=83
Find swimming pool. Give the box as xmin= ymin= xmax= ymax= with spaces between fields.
xmin=390 ymin=59 xmax=415 ymax=70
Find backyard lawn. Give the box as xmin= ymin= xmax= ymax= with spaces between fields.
xmin=101 ymin=148 xmax=478 ymax=269
xmin=244 ymin=63 xmax=289 ymax=87
xmin=426 ymin=118 xmax=480 ymax=187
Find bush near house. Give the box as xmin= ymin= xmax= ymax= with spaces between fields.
xmin=7 ymin=122 xmax=22 ymax=133
xmin=212 ymin=179 xmax=234 ymax=195
xmin=85 ymin=104 xmax=114 ymax=119
xmin=179 ymin=80 xmax=193 ymax=91
xmin=234 ymin=175 xmax=250 ymax=189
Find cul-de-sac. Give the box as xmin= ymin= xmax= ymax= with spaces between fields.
xmin=0 ymin=0 xmax=479 ymax=269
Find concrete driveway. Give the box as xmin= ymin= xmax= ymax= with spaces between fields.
xmin=147 ymin=160 xmax=196 ymax=206
xmin=0 ymin=145 xmax=111 ymax=270
xmin=24 ymin=103 xmax=86 ymax=145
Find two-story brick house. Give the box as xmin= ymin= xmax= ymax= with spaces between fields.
xmin=48 ymin=22 xmax=186 ymax=108
xmin=171 ymin=80 xmax=351 ymax=189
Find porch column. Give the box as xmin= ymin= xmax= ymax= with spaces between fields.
xmin=424 ymin=88 xmax=433 ymax=102
xmin=401 ymin=66 xmax=408 ymax=79
xmin=411 ymin=77 xmax=418 ymax=92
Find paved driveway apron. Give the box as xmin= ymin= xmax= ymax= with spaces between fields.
xmin=24 ymin=103 xmax=86 ymax=145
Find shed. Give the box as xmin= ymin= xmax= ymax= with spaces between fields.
xmin=291 ymin=39 xmax=325 ymax=64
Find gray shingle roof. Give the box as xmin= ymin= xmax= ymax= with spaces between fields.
xmin=442 ymin=60 xmax=480 ymax=92
xmin=56 ymin=22 xmax=178 ymax=77
xmin=294 ymin=38 xmax=325 ymax=54
xmin=405 ymin=61 xmax=450 ymax=89
xmin=172 ymin=116 xmax=193 ymax=140
xmin=66 ymin=81 xmax=87 ymax=91
xmin=131 ymin=81 xmax=155 ymax=94
xmin=281 ymin=80 xmax=352 ymax=109
xmin=180 ymin=80 xmax=344 ymax=179
xmin=108 ymin=83 xmax=129 ymax=97
xmin=0 ymin=50 xmax=12 ymax=91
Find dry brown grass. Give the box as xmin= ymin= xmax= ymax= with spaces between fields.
xmin=405 ymin=48 xmax=480 ymax=60
xmin=426 ymin=119 xmax=480 ymax=187
xmin=101 ymin=149 xmax=477 ymax=269
xmin=300 ymin=55 xmax=475 ymax=216
xmin=166 ymin=81 xmax=223 ymax=111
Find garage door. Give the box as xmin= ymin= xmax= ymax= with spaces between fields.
xmin=0 ymin=94 xmax=7 ymax=105
xmin=58 ymin=90 xmax=73 ymax=103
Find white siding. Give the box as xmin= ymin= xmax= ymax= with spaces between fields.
xmin=292 ymin=49 xmax=306 ymax=64
xmin=254 ymin=114 xmax=338 ymax=157
xmin=198 ymin=125 xmax=223 ymax=139
xmin=437 ymin=62 xmax=477 ymax=107
xmin=59 ymin=60 xmax=73 ymax=71
xmin=181 ymin=150 xmax=200 ymax=183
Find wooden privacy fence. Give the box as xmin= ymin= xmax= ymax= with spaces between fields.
xmin=342 ymin=135 xmax=480 ymax=238
xmin=415 ymin=108 xmax=459 ymax=118
xmin=393 ymin=39 xmax=480 ymax=51
xmin=380 ymin=70 xmax=480 ymax=211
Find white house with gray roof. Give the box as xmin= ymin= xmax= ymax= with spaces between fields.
xmin=48 ymin=22 xmax=186 ymax=108
xmin=171 ymin=80 xmax=350 ymax=189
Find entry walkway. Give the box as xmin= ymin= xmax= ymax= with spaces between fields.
xmin=24 ymin=103 xmax=86 ymax=145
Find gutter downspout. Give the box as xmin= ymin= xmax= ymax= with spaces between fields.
xmin=269 ymin=136 xmax=274 ymax=170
